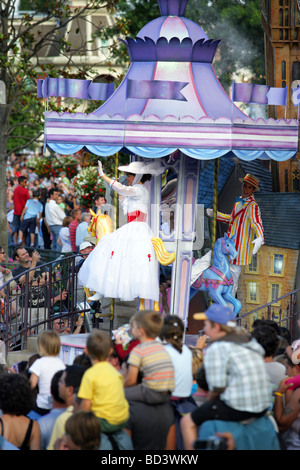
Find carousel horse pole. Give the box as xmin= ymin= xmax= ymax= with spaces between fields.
xmin=191 ymin=233 xmax=241 ymax=316
xmin=110 ymin=152 xmax=119 ymax=321
xmin=211 ymin=158 xmax=219 ymax=260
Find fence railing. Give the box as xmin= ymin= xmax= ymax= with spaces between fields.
xmin=0 ymin=253 xmax=106 ymax=356
xmin=1 ymin=250 xmax=299 ymax=355
xmin=237 ymin=288 xmax=300 ymax=340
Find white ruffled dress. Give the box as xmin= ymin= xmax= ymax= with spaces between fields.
xmin=78 ymin=181 xmax=159 ymax=302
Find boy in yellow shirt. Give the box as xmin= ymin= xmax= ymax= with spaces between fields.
xmin=78 ymin=329 xmax=129 ymax=433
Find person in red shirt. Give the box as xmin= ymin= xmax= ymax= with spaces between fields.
xmin=13 ymin=176 xmax=29 ymax=244
xmin=69 ymin=208 xmax=81 ymax=253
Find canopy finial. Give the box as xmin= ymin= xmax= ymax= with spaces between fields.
xmin=157 ymin=0 xmax=188 ymax=17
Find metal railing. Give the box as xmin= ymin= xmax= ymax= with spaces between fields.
xmin=1 ymin=250 xmax=299 ymax=355
xmin=0 ymin=253 xmax=109 ymax=356
xmin=237 ymin=288 xmax=300 ymax=340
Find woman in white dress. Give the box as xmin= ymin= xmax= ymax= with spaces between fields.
xmin=78 ymin=160 xmax=165 ymax=308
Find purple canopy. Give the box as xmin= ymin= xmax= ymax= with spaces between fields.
xmin=43 ymin=0 xmax=298 ymax=161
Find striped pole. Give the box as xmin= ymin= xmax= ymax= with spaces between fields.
xmin=211 ymin=158 xmax=219 ymax=254
xmin=110 ymin=152 xmax=119 ymax=325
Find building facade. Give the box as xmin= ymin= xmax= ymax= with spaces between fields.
xmin=261 ymin=0 xmax=300 ymax=192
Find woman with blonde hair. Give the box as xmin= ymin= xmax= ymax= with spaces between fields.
xmin=29 ymin=330 xmax=66 ymax=417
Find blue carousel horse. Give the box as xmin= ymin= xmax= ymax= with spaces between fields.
xmin=191 ymin=233 xmax=241 ymax=316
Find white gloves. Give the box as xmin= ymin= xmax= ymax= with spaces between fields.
xmin=98 ymin=160 xmax=104 ymax=177
xmin=252 ymin=236 xmax=264 ymax=255
xmin=206 ymin=208 xmax=213 ymax=217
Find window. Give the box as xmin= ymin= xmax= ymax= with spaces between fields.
xmin=245 ymin=255 xmax=258 ymax=274
xmin=268 ymin=282 xmax=282 ymax=306
xmin=270 ymin=253 xmax=286 ymax=277
xmin=248 ymin=254 xmax=258 ymax=273
xmin=248 ymin=282 xmax=258 ymax=302
xmin=249 ymin=282 xmax=257 ymax=301
xmin=273 ymin=254 xmax=284 ymax=274
xmin=280 ymin=8 xmax=283 ymax=25
xmin=293 ymin=170 xmax=300 ymax=192
xmin=282 ymin=61 xmax=286 ymax=80
xmin=292 ymin=62 xmax=300 ymax=81
xmin=245 ymin=253 xmax=260 ymax=275
xmin=271 ymin=284 xmax=280 ymax=301
xmin=284 ymin=169 xmax=289 ymax=192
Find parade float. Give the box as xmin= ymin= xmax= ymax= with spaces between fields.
xmin=38 ymin=0 xmax=299 ymax=325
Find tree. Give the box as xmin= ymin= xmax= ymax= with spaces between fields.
xmin=0 ymin=0 xmax=118 ymax=249
xmin=186 ymin=0 xmax=265 ymax=89
xmin=96 ymin=0 xmax=160 ymax=69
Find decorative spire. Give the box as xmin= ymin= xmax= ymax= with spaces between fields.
xmin=157 ymin=0 xmax=189 ymax=17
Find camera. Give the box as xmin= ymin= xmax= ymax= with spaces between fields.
xmin=193 ymin=436 xmax=228 ymax=450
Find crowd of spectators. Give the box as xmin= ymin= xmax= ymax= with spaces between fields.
xmin=0 ymin=305 xmax=298 ymax=451
xmin=5 ymin=152 xmax=100 ymax=254
xmin=1 ymin=153 xmax=300 ymax=452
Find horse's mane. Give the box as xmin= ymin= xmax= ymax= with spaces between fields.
xmin=212 ymin=237 xmax=228 ymax=270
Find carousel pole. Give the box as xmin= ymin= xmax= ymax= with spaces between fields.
xmin=211 ymin=158 xmax=219 ymax=255
xmin=205 ymin=158 xmax=219 ymax=307
xmin=110 ymin=152 xmax=119 ymax=328
xmin=112 ymin=152 xmax=119 ymax=231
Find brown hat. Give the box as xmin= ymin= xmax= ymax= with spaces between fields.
xmin=239 ymin=174 xmax=260 ymax=191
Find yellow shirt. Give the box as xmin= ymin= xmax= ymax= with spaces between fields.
xmin=78 ymin=361 xmax=129 ymax=425
xmin=47 ymin=406 xmax=73 ymax=450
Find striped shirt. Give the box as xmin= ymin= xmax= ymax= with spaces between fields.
xmin=128 ymin=340 xmax=175 ymax=393
xmin=69 ymin=220 xmax=79 ymax=253
xmin=217 ymin=195 xmax=264 ymax=265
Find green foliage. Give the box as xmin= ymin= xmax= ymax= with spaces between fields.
xmin=0 ymin=0 xmax=118 ymax=157
xmin=72 ymin=166 xmax=106 ymax=208
xmin=186 ymin=0 xmax=265 ymax=88
xmin=96 ymin=0 xmax=160 ymax=69
xmin=19 ymin=0 xmax=57 ymax=12
xmin=29 ymin=154 xmax=78 ymax=178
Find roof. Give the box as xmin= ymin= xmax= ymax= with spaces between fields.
xmin=198 ymin=157 xmax=234 ymax=207
xmin=255 ymin=192 xmax=300 ymax=250
xmin=239 ymin=161 xmax=273 ymax=193
xmin=198 ymin=156 xmax=273 ymax=207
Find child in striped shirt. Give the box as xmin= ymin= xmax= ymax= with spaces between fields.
xmin=124 ymin=310 xmax=175 ymax=405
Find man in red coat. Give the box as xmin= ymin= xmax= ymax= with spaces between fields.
xmin=13 ymin=176 xmax=29 ymax=245
xmin=206 ymin=174 xmax=264 ymax=295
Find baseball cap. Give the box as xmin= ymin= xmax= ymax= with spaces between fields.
xmin=79 ymin=241 xmax=93 ymax=251
xmin=193 ymin=303 xmax=237 ymax=327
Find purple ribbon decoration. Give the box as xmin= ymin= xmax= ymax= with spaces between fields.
xmin=126 ymin=79 xmax=189 ymax=101
xmin=232 ymin=81 xmax=287 ymax=106
xmin=37 ymin=77 xmax=114 ymax=101
xmin=266 ymin=87 xmax=287 ymax=106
